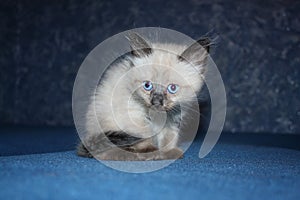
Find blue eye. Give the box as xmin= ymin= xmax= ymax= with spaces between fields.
xmin=143 ymin=81 xmax=153 ymax=91
xmin=167 ymin=84 xmax=179 ymax=94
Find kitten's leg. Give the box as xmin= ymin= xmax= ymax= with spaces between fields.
xmin=126 ymin=138 xmax=162 ymax=161
xmin=94 ymin=138 xmax=160 ymax=161
xmin=77 ymin=133 xmax=156 ymax=161
xmin=77 ymin=140 xmax=143 ymax=161
xmin=95 ymin=147 xmax=144 ymax=161
xmin=130 ymin=138 xmax=158 ymax=153
xmin=155 ymin=127 xmax=183 ymax=160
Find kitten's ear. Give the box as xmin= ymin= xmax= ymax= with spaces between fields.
xmin=179 ymin=37 xmax=211 ymax=73
xmin=126 ymin=32 xmax=152 ymax=57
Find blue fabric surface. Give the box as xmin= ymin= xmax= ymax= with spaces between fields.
xmin=0 ymin=127 xmax=78 ymax=156
xmin=1 ymin=140 xmax=300 ymax=200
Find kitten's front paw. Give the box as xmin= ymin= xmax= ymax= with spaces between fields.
xmin=152 ymin=147 xmax=184 ymax=160
xmin=165 ymin=147 xmax=184 ymax=159
xmin=95 ymin=148 xmax=141 ymax=161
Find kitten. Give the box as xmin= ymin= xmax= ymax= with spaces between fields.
xmin=77 ymin=32 xmax=210 ymax=160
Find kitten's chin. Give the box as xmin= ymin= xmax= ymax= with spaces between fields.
xmin=150 ymin=105 xmax=166 ymax=112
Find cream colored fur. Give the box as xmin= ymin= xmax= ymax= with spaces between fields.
xmin=82 ymin=37 xmax=208 ymax=159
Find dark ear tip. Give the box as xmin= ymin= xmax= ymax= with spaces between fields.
xmin=126 ymin=31 xmax=152 ymax=57
xmin=197 ymin=37 xmax=211 ymax=53
xmin=126 ymin=31 xmax=141 ymax=39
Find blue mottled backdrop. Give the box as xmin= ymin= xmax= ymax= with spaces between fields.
xmin=0 ymin=0 xmax=299 ymax=134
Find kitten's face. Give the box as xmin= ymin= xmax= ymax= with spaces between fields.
xmin=129 ymin=49 xmax=205 ymax=111
xmin=125 ymin=32 xmax=210 ymax=112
